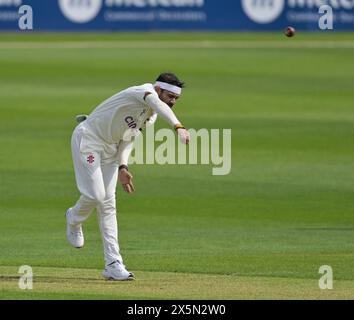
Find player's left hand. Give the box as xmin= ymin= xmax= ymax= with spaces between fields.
xmin=118 ymin=169 xmax=135 ymax=193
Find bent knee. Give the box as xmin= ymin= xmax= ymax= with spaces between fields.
xmin=85 ymin=189 xmax=106 ymax=203
xmin=80 ymin=189 xmax=115 ymax=204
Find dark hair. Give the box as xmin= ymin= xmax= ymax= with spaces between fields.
xmin=156 ymin=72 xmax=185 ymax=88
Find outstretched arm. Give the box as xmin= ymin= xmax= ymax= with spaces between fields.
xmin=144 ymin=93 xmax=190 ymax=144
xmin=144 ymin=93 xmax=180 ymax=127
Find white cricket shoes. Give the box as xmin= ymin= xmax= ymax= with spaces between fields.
xmin=66 ymin=208 xmax=84 ymax=248
xmin=102 ymin=261 xmax=135 ymax=281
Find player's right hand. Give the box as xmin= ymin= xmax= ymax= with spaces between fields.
xmin=177 ymin=128 xmax=190 ymax=144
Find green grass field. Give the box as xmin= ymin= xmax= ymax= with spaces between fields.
xmin=1 ymin=32 xmax=354 ymax=300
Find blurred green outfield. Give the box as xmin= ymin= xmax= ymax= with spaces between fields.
xmin=0 ymin=32 xmax=354 ymax=299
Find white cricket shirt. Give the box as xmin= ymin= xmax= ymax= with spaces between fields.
xmin=78 ymin=83 xmax=181 ymax=162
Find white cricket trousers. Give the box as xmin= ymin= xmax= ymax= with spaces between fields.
xmin=69 ymin=124 xmax=123 ymax=266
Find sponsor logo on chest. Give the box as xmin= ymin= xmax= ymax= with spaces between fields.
xmin=125 ymin=116 xmax=137 ymax=128
xmin=125 ymin=110 xmax=146 ymax=129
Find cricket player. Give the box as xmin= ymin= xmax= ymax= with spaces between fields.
xmin=66 ymin=73 xmax=190 ymax=281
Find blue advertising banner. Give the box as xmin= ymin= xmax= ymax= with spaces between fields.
xmin=1 ymin=0 xmax=354 ymax=31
